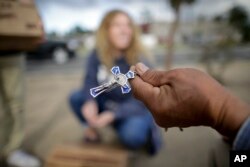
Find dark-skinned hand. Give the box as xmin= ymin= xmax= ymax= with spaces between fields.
xmin=130 ymin=63 xmax=250 ymax=139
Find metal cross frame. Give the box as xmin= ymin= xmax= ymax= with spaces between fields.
xmin=90 ymin=66 xmax=135 ymax=98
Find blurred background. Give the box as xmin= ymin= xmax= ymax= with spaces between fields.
xmin=1 ymin=0 xmax=250 ymax=166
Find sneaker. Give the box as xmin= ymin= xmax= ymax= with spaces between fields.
xmin=84 ymin=127 xmax=101 ymax=143
xmin=7 ymin=150 xmax=40 ymax=167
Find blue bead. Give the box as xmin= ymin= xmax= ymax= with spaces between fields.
xmin=125 ymin=70 xmax=135 ymax=79
xmin=90 ymin=88 xmax=100 ymax=98
xmin=121 ymin=83 xmax=131 ymax=94
xmin=111 ymin=66 xmax=120 ymax=75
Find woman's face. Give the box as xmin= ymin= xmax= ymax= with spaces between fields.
xmin=108 ymin=13 xmax=133 ymax=51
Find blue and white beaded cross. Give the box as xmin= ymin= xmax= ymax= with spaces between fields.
xmin=90 ymin=66 xmax=135 ymax=98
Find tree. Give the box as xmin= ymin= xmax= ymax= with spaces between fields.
xmin=66 ymin=25 xmax=90 ymax=37
xmin=166 ymin=0 xmax=196 ymax=69
xmin=213 ymin=15 xmax=224 ymax=23
xmin=228 ymin=6 xmax=248 ymax=30
xmin=228 ymin=6 xmax=250 ymax=42
xmin=140 ymin=8 xmax=153 ymax=34
xmin=47 ymin=31 xmax=59 ymax=39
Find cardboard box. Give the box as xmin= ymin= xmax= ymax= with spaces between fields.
xmin=0 ymin=0 xmax=44 ymax=51
xmin=0 ymin=0 xmax=43 ymax=37
xmin=45 ymin=144 xmax=129 ymax=167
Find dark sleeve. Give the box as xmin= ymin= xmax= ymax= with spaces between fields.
xmin=233 ymin=117 xmax=250 ymax=150
xmin=113 ymin=98 xmax=148 ymax=120
xmin=82 ymin=51 xmax=99 ymax=101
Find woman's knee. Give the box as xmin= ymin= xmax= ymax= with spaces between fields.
xmin=69 ymin=91 xmax=90 ymax=123
xmin=68 ymin=91 xmax=87 ymax=122
xmin=69 ymin=91 xmax=81 ymax=106
xmin=118 ymin=125 xmax=148 ymax=149
xmin=69 ymin=91 xmax=88 ymax=110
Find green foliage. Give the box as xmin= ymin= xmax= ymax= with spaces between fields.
xmin=70 ymin=25 xmax=88 ymax=34
xmin=213 ymin=6 xmax=250 ymax=43
xmin=241 ymin=23 xmax=250 ymax=42
xmin=47 ymin=31 xmax=59 ymax=39
xmin=228 ymin=6 xmax=250 ymax=42
xmin=169 ymin=0 xmax=196 ymax=11
xmin=213 ymin=15 xmax=224 ymax=23
xmin=228 ymin=6 xmax=248 ymax=30
xmin=66 ymin=25 xmax=91 ymax=37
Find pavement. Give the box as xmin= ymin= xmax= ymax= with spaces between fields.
xmin=22 ymin=55 xmax=250 ymax=167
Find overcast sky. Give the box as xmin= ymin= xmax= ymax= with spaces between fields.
xmin=35 ymin=0 xmax=250 ymax=34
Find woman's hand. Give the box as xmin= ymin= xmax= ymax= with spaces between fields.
xmin=82 ymin=101 xmax=114 ymax=128
xmin=82 ymin=100 xmax=98 ymax=126
xmin=93 ymin=111 xmax=115 ymax=128
xmin=130 ymin=63 xmax=250 ymax=138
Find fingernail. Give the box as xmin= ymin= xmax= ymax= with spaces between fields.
xmin=130 ymin=65 xmax=135 ymax=71
xmin=137 ymin=63 xmax=149 ymax=75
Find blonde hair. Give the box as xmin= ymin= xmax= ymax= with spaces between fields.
xmin=96 ymin=10 xmax=145 ymax=69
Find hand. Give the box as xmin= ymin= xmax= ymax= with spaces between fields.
xmin=82 ymin=100 xmax=98 ymax=126
xmin=130 ymin=63 xmax=250 ymax=138
xmin=93 ymin=111 xmax=115 ymax=128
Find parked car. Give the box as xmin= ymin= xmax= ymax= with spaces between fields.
xmin=26 ymin=40 xmax=76 ymax=64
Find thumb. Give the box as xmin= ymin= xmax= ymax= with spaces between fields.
xmin=129 ymin=66 xmax=160 ymax=106
xmin=135 ymin=63 xmax=170 ymax=86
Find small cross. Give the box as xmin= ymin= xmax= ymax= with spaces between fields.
xmin=90 ymin=66 xmax=135 ymax=98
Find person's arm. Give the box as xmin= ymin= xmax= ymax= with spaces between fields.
xmin=80 ymin=51 xmax=100 ymax=126
xmin=130 ymin=63 xmax=250 ymax=141
xmin=233 ymin=117 xmax=250 ymax=150
xmin=82 ymin=51 xmax=99 ymax=101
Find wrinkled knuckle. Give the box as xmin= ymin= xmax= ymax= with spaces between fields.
xmin=143 ymin=69 xmax=155 ymax=80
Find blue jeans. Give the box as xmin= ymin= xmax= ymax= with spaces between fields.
xmin=69 ymin=90 xmax=152 ymax=150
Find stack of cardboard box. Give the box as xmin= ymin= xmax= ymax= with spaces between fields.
xmin=0 ymin=0 xmax=43 ymax=51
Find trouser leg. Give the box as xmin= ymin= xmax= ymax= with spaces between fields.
xmin=69 ymin=90 xmax=87 ymax=123
xmin=0 ymin=55 xmax=25 ymax=156
xmin=69 ymin=91 xmax=107 ymax=124
xmin=114 ymin=114 xmax=152 ymax=150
